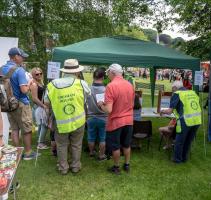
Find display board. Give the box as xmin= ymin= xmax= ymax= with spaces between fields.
xmin=0 ymin=37 xmax=19 ymax=145
xmin=157 ymin=91 xmax=172 ymax=113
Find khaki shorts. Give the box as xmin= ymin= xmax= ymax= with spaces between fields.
xmin=7 ymin=101 xmax=32 ymax=134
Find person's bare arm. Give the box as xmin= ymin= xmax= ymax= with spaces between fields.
xmin=30 ymin=83 xmax=46 ymax=108
xmin=160 ymin=108 xmax=173 ymax=115
xmin=98 ymin=101 xmax=113 ymax=114
xmin=20 ymin=79 xmax=33 ymax=94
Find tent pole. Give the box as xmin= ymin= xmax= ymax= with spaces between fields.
xmin=150 ymin=67 xmax=156 ymax=107
xmin=208 ymin=50 xmax=211 ymax=142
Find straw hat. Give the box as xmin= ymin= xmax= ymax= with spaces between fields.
xmin=60 ymin=59 xmax=84 ymax=73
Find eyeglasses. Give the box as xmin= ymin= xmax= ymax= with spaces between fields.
xmin=35 ymin=73 xmax=42 ymax=76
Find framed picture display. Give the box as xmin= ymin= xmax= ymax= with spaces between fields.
xmin=157 ymin=91 xmax=172 ymax=113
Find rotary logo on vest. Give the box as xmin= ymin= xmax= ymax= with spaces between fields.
xmin=63 ymin=104 xmax=75 ymax=115
xmin=190 ymin=101 xmax=198 ymax=110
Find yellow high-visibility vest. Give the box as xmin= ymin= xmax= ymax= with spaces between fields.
xmin=173 ymin=90 xmax=201 ymax=133
xmin=47 ymin=78 xmax=85 ymax=134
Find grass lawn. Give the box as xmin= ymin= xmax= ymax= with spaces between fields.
xmin=13 ymin=75 xmax=210 ymax=200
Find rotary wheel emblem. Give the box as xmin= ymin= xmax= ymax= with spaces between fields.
xmin=63 ymin=104 xmax=75 ymax=115
xmin=191 ymin=101 xmax=198 ymax=110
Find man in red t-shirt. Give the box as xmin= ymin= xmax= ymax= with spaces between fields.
xmin=98 ymin=64 xmax=134 ymax=175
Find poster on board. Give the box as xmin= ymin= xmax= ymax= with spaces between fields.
xmin=47 ymin=61 xmax=61 ymax=79
xmin=0 ymin=37 xmax=19 ymax=145
xmin=194 ymin=71 xmax=203 ymax=86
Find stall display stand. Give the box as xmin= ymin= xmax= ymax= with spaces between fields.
xmin=0 ymin=147 xmax=23 ymax=200
xmin=157 ymin=91 xmax=172 ymax=113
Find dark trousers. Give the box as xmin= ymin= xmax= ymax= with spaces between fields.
xmin=174 ymin=120 xmax=199 ymax=163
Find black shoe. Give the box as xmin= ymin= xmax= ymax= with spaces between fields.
xmin=9 ymin=182 xmax=20 ymax=194
xmin=89 ymin=150 xmax=97 ymax=158
xmin=123 ymin=163 xmax=130 ymax=173
xmin=52 ymin=149 xmax=57 ymax=157
xmin=107 ymin=165 xmax=121 ymax=175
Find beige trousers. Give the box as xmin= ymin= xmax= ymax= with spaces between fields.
xmin=55 ymin=125 xmax=85 ymax=172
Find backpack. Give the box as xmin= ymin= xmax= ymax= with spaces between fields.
xmin=0 ymin=66 xmax=19 ymax=112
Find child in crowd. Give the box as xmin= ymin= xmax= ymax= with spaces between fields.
xmin=87 ymin=68 xmax=107 ymax=161
xmin=133 ymin=91 xmax=142 ymax=121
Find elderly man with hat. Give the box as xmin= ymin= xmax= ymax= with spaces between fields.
xmin=98 ymin=64 xmax=134 ymax=175
xmin=161 ymin=80 xmax=201 ymax=163
xmin=45 ymin=59 xmax=90 ymax=175
xmin=1 ymin=47 xmax=37 ymax=160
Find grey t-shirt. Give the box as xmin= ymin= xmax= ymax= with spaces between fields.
xmin=87 ymin=83 xmax=107 ymax=121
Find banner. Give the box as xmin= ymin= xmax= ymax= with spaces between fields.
xmin=0 ymin=37 xmax=19 ymax=144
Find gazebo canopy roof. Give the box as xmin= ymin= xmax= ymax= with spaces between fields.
xmin=53 ymin=36 xmax=200 ymax=70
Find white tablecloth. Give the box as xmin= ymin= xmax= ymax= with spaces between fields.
xmin=141 ymin=108 xmax=174 ymax=118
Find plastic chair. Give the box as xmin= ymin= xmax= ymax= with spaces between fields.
xmin=132 ymin=120 xmax=152 ymax=151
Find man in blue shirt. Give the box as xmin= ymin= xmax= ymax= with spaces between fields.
xmin=2 ymin=47 xmax=37 ymax=160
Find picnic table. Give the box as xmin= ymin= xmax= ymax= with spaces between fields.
xmin=0 ymin=147 xmax=24 ymax=200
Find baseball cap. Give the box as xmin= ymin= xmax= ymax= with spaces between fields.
xmin=107 ymin=63 xmax=123 ymax=74
xmin=8 ymin=47 xmax=29 ymax=58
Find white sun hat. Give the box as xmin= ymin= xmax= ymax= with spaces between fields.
xmin=60 ymin=59 xmax=84 ymax=73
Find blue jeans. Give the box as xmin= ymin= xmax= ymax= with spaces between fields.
xmin=37 ymin=123 xmax=48 ymax=144
xmin=174 ymin=120 xmax=199 ymax=163
xmin=87 ymin=117 xmax=106 ymax=143
xmin=133 ymin=109 xmax=141 ymax=121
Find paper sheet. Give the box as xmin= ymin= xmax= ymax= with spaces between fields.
xmin=96 ymin=93 xmax=105 ymax=103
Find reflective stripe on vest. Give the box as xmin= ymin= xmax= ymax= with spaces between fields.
xmin=47 ymin=78 xmax=85 ymax=134
xmin=183 ymin=112 xmax=201 ymax=119
xmin=56 ymin=111 xmax=85 ymax=124
xmin=174 ymin=90 xmax=201 ymax=130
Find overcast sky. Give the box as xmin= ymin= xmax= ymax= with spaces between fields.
xmin=141 ymin=23 xmax=196 ymax=41
xmin=162 ymin=28 xmax=196 ymax=41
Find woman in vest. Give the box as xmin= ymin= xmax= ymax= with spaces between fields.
xmin=30 ymin=67 xmax=49 ymax=150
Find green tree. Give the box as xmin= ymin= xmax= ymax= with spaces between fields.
xmin=166 ymin=0 xmax=211 ymax=59
xmin=159 ymin=33 xmax=172 ymax=45
xmin=166 ymin=0 xmax=211 ymax=36
xmin=142 ymin=28 xmax=157 ymax=42
xmin=115 ymin=26 xmax=148 ymax=40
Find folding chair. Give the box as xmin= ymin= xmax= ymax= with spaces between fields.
xmin=132 ymin=120 xmax=152 ymax=151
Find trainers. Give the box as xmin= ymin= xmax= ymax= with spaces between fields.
xmin=97 ymin=155 xmax=107 ymax=162
xmin=60 ymin=169 xmax=69 ymax=175
xmin=123 ymin=163 xmax=130 ymax=173
xmin=71 ymin=168 xmax=81 ymax=174
xmin=107 ymin=166 xmax=121 ymax=175
xmin=163 ymin=145 xmax=172 ymax=150
xmin=89 ymin=150 xmax=97 ymax=157
xmin=9 ymin=182 xmax=20 ymax=194
xmin=37 ymin=144 xmax=49 ymax=150
xmin=23 ymin=151 xmax=40 ymax=161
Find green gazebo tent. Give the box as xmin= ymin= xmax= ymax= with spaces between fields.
xmin=52 ymin=36 xmax=200 ymax=105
